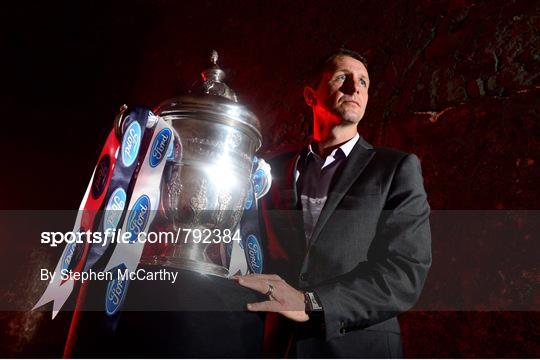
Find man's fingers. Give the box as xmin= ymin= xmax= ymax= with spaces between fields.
xmin=247 ymin=303 xmax=310 ymax=322
xmin=246 ymin=300 xmax=276 ymax=312
xmin=236 ymin=276 xmax=273 ymax=295
xmin=282 ymin=311 xmax=310 ymax=322
xmin=236 ymin=274 xmax=282 ymax=281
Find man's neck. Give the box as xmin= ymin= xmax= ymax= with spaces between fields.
xmin=312 ymin=122 xmax=358 ymax=158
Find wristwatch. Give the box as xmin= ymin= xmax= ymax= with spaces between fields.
xmin=304 ymin=291 xmax=323 ymax=312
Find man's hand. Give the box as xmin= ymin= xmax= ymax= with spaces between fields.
xmin=233 ymin=274 xmax=309 ymax=322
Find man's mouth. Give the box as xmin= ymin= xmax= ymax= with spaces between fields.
xmin=342 ymin=100 xmax=360 ymax=107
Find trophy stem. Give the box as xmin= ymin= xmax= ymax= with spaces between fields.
xmin=141 ymin=255 xmax=229 ymax=278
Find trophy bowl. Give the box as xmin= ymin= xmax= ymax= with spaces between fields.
xmin=140 ymin=51 xmax=265 ymax=277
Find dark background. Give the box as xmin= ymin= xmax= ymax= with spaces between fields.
xmin=1 ymin=0 xmax=539 ymax=357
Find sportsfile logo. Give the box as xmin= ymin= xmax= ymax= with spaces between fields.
xmin=121 ymin=120 xmax=142 ymax=167
xmin=126 ymin=195 xmax=151 ymax=242
xmin=149 ymin=128 xmax=172 ymax=168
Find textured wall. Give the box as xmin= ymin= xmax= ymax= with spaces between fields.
xmin=1 ymin=0 xmax=539 ymax=357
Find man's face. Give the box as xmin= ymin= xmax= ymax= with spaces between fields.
xmin=305 ymin=55 xmax=370 ymax=125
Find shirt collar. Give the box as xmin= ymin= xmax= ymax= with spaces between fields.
xmin=306 ymin=133 xmax=360 ymax=169
xmin=307 ymin=133 xmax=360 ymax=158
xmin=338 ymin=133 xmax=360 ymax=157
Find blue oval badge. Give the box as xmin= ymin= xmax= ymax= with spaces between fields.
xmin=104 ymin=187 xmax=127 ymax=233
xmin=252 ymin=168 xmax=267 ymax=198
xmin=149 ymin=128 xmax=172 ymax=168
xmin=244 ymin=188 xmax=254 ymax=210
xmin=245 ymin=234 xmax=263 ymax=274
xmin=61 ymin=242 xmax=76 ymax=272
xmin=126 ymin=195 xmax=151 ymax=242
xmin=105 ymin=264 xmax=129 ymax=316
xmin=121 ymin=121 xmax=142 ymax=167
xmin=91 ymin=155 xmax=111 ymax=199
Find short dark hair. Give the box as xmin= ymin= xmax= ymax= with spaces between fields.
xmin=306 ymin=47 xmax=369 ymax=88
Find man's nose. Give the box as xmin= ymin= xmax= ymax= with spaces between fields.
xmin=342 ymin=77 xmax=359 ymax=95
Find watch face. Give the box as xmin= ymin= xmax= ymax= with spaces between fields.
xmin=305 ymin=291 xmax=322 ymax=311
xmin=304 ymin=292 xmax=313 ymax=312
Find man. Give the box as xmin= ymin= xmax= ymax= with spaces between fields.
xmin=235 ymin=48 xmax=431 ymax=358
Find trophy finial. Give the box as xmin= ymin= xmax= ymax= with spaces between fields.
xmin=210 ymin=50 xmax=218 ymax=66
xmin=190 ymin=50 xmax=238 ymax=102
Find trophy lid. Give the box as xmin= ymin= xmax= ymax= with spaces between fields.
xmin=155 ymin=50 xmax=262 ymax=150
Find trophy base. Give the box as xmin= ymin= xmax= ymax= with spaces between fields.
xmin=140 ymin=255 xmax=229 ymax=278
xmin=70 ymin=265 xmax=266 ymax=357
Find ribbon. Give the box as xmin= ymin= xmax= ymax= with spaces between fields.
xmin=227 ymin=157 xmax=272 ymax=276
xmin=83 ymin=107 xmax=155 ymax=271
xmin=103 ymin=118 xmax=173 ymax=284
xmin=33 ymin=128 xmax=120 ymax=318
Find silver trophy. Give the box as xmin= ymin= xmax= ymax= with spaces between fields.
xmin=139 ymin=51 xmax=271 ymax=277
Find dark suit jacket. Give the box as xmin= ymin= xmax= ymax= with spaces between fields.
xmin=260 ymin=135 xmax=432 ymax=358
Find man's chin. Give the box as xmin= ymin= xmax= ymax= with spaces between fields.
xmin=338 ymin=111 xmax=363 ymax=124
xmin=333 ymin=106 xmax=362 ymax=122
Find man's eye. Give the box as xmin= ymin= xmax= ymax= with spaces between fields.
xmin=335 ymin=74 xmax=346 ymax=81
xmin=359 ymin=79 xmax=367 ymax=87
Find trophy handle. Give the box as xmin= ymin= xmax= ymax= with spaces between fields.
xmin=113 ymin=104 xmax=129 ymax=140
xmin=251 ymin=157 xmax=272 ymax=200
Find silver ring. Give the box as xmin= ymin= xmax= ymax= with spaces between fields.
xmin=264 ymin=283 xmax=274 ymax=298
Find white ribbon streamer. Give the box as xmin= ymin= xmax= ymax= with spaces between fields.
xmin=227 ymin=230 xmax=248 ymax=277
xmin=32 ymin=170 xmax=96 ymax=319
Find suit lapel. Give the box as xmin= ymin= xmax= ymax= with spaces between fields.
xmin=273 ymin=149 xmax=309 ymax=266
xmin=306 ymin=137 xmax=376 ymax=253
xmin=279 ymin=148 xmax=308 ymax=210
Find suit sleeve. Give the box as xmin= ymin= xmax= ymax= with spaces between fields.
xmin=314 ymin=153 xmax=432 ymax=341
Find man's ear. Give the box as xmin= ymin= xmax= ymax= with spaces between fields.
xmin=303 ymin=86 xmax=317 ymax=107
